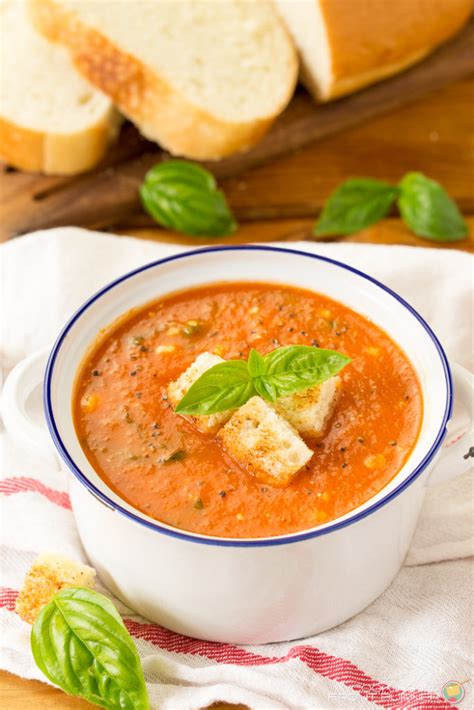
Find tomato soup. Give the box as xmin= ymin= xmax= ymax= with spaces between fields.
xmin=73 ymin=282 xmax=422 ymax=538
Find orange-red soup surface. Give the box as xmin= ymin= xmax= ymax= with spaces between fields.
xmin=74 ymin=282 xmax=422 ymax=538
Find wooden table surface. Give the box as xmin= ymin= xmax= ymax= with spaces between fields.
xmin=1 ymin=78 xmax=473 ymax=710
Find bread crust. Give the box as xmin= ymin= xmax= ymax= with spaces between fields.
xmin=0 ymin=103 xmax=118 ymax=175
xmin=29 ymin=0 xmax=298 ymax=160
xmin=318 ymin=0 xmax=472 ymax=100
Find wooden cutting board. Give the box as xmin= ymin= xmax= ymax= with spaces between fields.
xmin=1 ymin=19 xmax=473 ymax=241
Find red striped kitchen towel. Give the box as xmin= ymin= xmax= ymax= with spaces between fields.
xmin=1 ymin=228 xmax=472 ymax=709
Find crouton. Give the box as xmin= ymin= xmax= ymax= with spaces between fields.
xmin=273 ymin=376 xmax=341 ymax=438
xmin=167 ymin=351 xmax=234 ymax=435
xmin=217 ymin=396 xmax=313 ymax=487
xmin=15 ymin=553 xmax=96 ymax=624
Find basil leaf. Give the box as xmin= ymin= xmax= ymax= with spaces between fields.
xmin=247 ymin=348 xmax=266 ymax=378
xmin=398 ymin=172 xmax=467 ymax=241
xmin=175 ymin=360 xmax=255 ymax=415
xmin=139 ymin=160 xmax=237 ymax=237
xmin=175 ymin=345 xmax=351 ymax=415
xmin=314 ymin=178 xmax=399 ymax=236
xmin=31 ymin=587 xmax=149 ymax=710
xmin=262 ymin=345 xmax=351 ymax=399
xmin=247 ymin=348 xmax=276 ymax=400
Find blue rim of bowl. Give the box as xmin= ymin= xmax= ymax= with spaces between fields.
xmin=44 ymin=245 xmax=453 ymax=547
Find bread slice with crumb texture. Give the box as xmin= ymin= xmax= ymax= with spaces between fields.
xmin=29 ymin=0 xmax=298 ymax=160
xmin=274 ymin=376 xmax=341 ymax=437
xmin=168 ymin=351 xmax=234 ymax=435
xmin=0 ymin=1 xmax=118 ymax=174
xmin=15 ymin=553 xmax=96 ymax=624
xmin=217 ymin=396 xmax=313 ymax=487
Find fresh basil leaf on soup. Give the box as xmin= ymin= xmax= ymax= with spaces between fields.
xmin=176 ymin=345 xmax=350 ymax=414
xmin=176 ymin=360 xmax=255 ymax=415
xmin=262 ymin=345 xmax=351 ymax=400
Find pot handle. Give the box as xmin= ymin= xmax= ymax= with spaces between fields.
xmin=1 ymin=348 xmax=56 ymax=464
xmin=427 ymin=362 xmax=474 ymax=487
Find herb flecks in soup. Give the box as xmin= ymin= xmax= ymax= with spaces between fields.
xmin=74 ymin=282 xmax=422 ymax=538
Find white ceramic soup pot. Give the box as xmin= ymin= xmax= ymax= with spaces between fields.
xmin=3 ymin=246 xmax=473 ymax=644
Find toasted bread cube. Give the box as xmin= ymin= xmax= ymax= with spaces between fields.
xmin=15 ymin=553 xmax=96 ymax=624
xmin=273 ymin=376 xmax=341 ymax=438
xmin=167 ymin=351 xmax=234 ymax=434
xmin=217 ymin=396 xmax=313 ymax=487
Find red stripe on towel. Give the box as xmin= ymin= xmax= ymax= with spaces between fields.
xmin=0 ymin=587 xmax=18 ymax=612
xmin=0 ymin=477 xmax=71 ymax=509
xmin=0 ymin=590 xmax=451 ymax=709
xmin=124 ymin=618 xmax=451 ymax=708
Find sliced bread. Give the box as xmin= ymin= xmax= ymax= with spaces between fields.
xmin=0 ymin=0 xmax=118 ymax=175
xmin=29 ymin=0 xmax=298 ymax=160
xmin=274 ymin=0 xmax=472 ymax=100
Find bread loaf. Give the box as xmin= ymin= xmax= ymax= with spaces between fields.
xmin=274 ymin=0 xmax=472 ymax=100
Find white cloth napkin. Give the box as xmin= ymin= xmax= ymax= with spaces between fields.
xmin=0 ymin=228 xmax=473 ymax=710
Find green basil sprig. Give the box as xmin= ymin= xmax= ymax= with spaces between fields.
xmin=397 ymin=172 xmax=468 ymax=241
xmin=176 ymin=345 xmax=351 ymax=416
xmin=314 ymin=172 xmax=467 ymax=242
xmin=139 ymin=160 xmax=237 ymax=237
xmin=31 ymin=587 xmax=149 ymax=710
xmin=314 ymin=179 xmax=399 ymax=236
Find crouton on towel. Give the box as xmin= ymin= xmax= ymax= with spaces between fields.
xmin=15 ymin=553 xmax=96 ymax=624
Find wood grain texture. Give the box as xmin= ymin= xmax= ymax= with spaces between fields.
xmin=1 ymin=18 xmax=473 ymax=240
xmin=119 ymin=216 xmax=474 ymax=252
xmin=2 ymin=76 xmax=473 ymax=238
xmin=0 ymin=671 xmax=247 ymax=710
